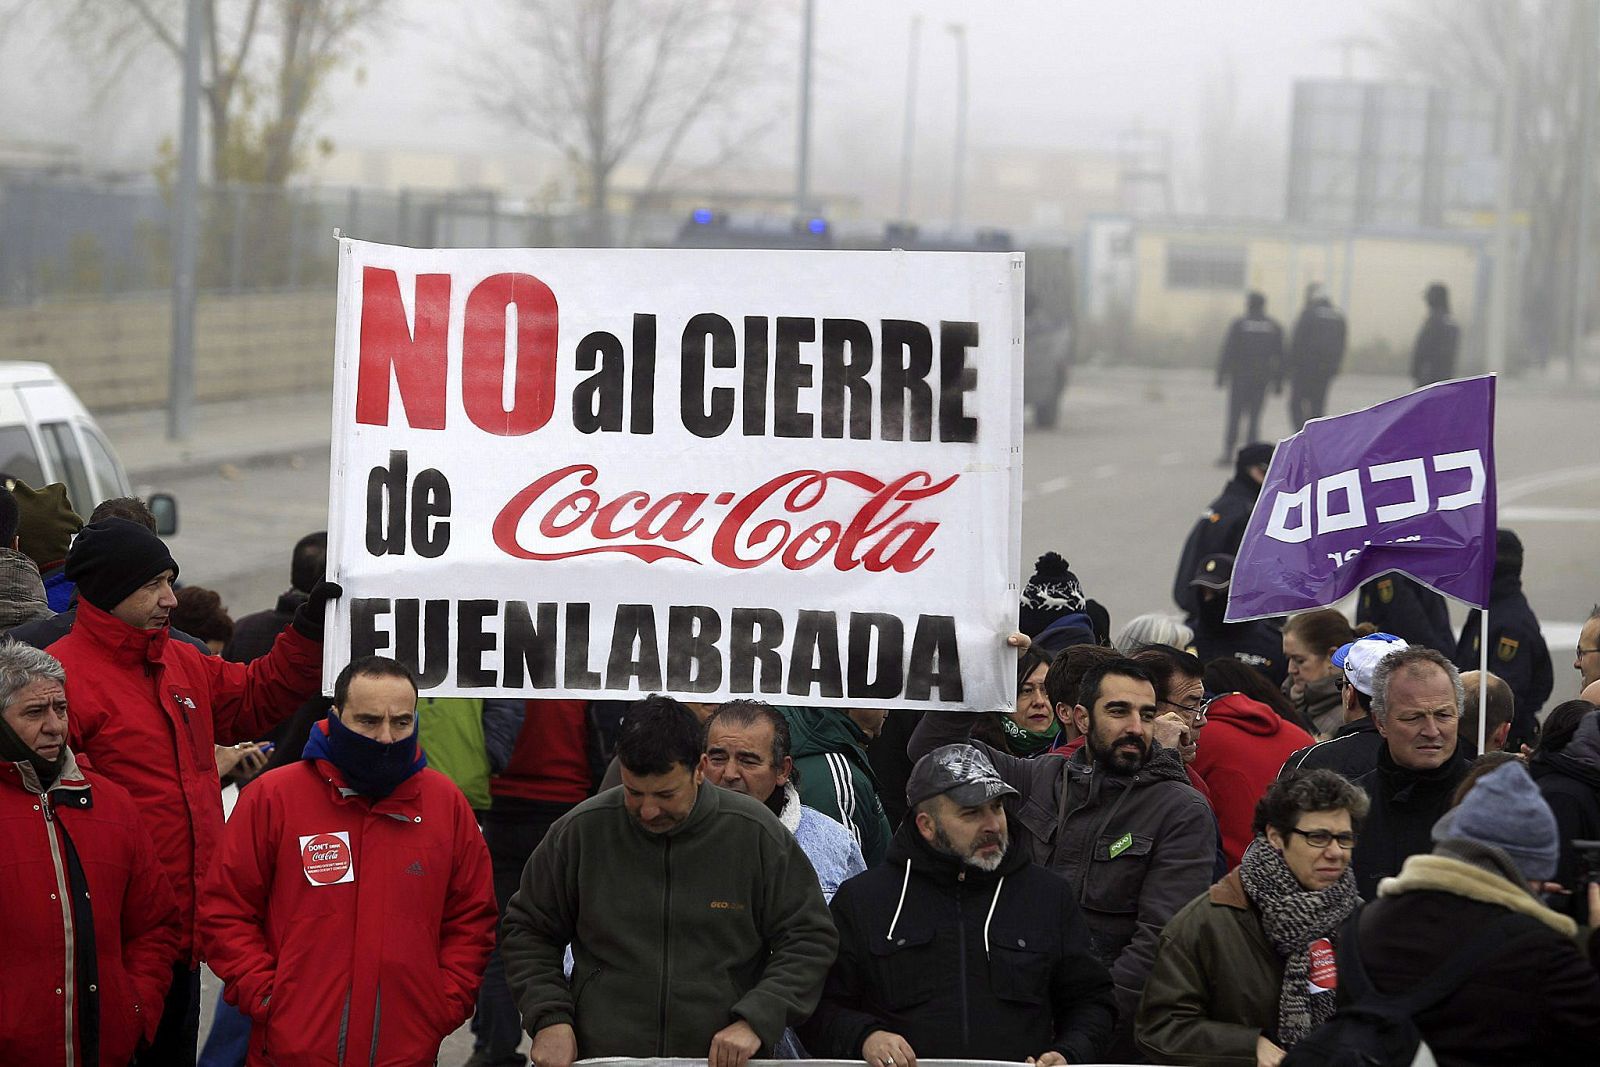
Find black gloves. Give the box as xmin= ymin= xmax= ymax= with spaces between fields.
xmin=291 ymin=580 xmax=343 ymax=641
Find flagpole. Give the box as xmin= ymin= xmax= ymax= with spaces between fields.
xmin=1477 ymin=606 xmax=1489 ymax=754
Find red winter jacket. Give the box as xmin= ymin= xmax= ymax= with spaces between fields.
xmin=51 ymin=598 xmax=323 ymax=960
xmin=0 ymin=752 xmax=182 ymax=1067
xmin=1191 ymin=693 xmax=1315 ymax=866
xmin=198 ymin=754 xmax=497 ymax=1067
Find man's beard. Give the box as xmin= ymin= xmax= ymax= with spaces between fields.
xmin=932 ymin=823 xmax=1008 ymax=872
xmin=1088 ymin=730 xmax=1149 ymax=776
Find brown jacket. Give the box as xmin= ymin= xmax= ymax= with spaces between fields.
xmin=1135 ymin=870 xmax=1283 ymax=1066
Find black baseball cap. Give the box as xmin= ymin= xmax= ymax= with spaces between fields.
xmin=1190 ymin=553 xmax=1234 ymax=591
xmin=906 ymin=744 xmax=1019 ymax=810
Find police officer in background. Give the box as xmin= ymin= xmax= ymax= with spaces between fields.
xmin=1214 ymin=291 xmax=1284 ymax=466
xmin=1453 ymin=529 xmax=1553 ymax=750
xmin=1411 ymin=282 xmax=1460 ymax=387
xmin=1357 ymin=572 xmax=1455 ymax=655
xmin=1286 ymin=282 xmax=1347 ymax=429
xmin=1173 ymin=443 xmax=1273 ymax=620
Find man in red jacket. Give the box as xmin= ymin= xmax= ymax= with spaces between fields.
xmin=1190 ymin=690 xmax=1314 ymax=867
xmin=47 ymin=518 xmax=335 ymax=1065
xmin=199 ymin=655 xmax=497 ymax=1067
xmin=0 ymin=639 xmax=182 ymax=1065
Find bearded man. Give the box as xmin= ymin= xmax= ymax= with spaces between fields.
xmin=800 ymin=744 xmax=1115 ymax=1066
xmin=908 ymin=657 xmax=1215 ymax=1058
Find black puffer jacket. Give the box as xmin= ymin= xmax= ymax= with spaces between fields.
xmin=1530 ymin=714 xmax=1600 ymax=921
xmin=799 ymin=821 xmax=1115 ymax=1064
xmin=1349 ymin=743 xmax=1472 ymax=900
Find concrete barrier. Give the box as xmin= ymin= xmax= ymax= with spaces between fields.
xmin=0 ymin=289 xmax=334 ymax=412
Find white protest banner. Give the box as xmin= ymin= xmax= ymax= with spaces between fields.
xmin=323 ymin=239 xmax=1023 ymax=711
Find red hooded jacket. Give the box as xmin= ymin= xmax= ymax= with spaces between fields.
xmin=1190 ymin=693 xmax=1314 ymax=866
xmin=198 ymin=741 xmax=497 ymax=1067
xmin=50 ymin=598 xmax=323 ymax=960
xmin=0 ymin=752 xmax=182 ymax=1067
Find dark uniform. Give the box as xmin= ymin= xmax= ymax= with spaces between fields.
xmin=1172 ymin=445 xmax=1271 ymax=619
xmin=1453 ymin=533 xmax=1553 ymax=750
xmin=1190 ymin=617 xmax=1287 ymax=688
xmin=1215 ymin=294 xmax=1284 ymax=462
xmin=1286 ymin=293 xmax=1346 ymax=429
xmin=1411 ymin=284 xmax=1460 ymax=386
xmin=1185 ymin=551 xmax=1287 ymax=687
xmin=1357 ymin=573 xmax=1455 ymax=655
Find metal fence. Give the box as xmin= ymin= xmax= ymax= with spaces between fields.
xmin=0 ymin=174 xmax=688 ymax=307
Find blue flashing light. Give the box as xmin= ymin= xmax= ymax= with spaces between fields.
xmin=806 ymin=217 xmax=828 ymax=235
xmin=691 ymin=208 xmax=715 ymax=225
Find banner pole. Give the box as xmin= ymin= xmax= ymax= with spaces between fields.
xmin=1477 ymin=605 xmax=1489 ymax=754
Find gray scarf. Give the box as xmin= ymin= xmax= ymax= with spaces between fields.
xmin=1238 ymin=836 xmax=1361 ymax=1047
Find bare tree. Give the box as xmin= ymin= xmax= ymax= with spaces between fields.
xmin=467 ymin=0 xmax=783 ymax=244
xmin=52 ymin=0 xmax=390 ymax=184
xmin=1379 ymin=0 xmax=1597 ymax=366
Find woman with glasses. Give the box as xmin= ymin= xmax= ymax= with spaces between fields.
xmin=972 ymin=647 xmax=1063 ymax=757
xmin=1281 ymin=609 xmax=1356 ymax=738
xmin=1135 ymin=770 xmax=1368 ymax=1067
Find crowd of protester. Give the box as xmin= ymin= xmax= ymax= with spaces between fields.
xmin=0 ymin=445 xmax=1597 ymax=1067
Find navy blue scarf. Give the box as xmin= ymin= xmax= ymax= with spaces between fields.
xmin=303 ymin=711 xmax=427 ymax=799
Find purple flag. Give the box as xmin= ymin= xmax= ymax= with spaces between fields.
xmin=1225 ymin=376 xmax=1497 ymax=622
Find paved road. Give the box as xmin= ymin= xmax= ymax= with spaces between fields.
xmin=156 ymin=365 xmax=1598 ymax=667
xmin=145 ymin=363 xmax=1594 ymax=1062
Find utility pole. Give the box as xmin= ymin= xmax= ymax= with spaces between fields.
xmin=1487 ymin=22 xmax=1518 ymax=377
xmin=896 ymin=15 xmax=922 ymax=220
xmin=167 ymin=0 xmax=203 ymax=441
xmin=794 ymin=0 xmax=816 ymax=216
xmin=948 ymin=23 xmax=968 ymax=228
xmin=1568 ymin=0 xmax=1596 ymax=382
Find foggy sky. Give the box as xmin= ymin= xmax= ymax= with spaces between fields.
xmin=0 ymin=1 xmax=1382 ymax=212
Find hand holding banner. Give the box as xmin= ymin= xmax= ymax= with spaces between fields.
xmin=324 ymin=240 xmax=1024 ymax=711
xmin=1226 ymin=376 xmax=1497 ymax=622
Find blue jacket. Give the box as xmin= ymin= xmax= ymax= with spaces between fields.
xmin=780 ymin=784 xmax=866 ymax=901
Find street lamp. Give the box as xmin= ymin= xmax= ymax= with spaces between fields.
xmin=948 ymin=23 xmax=968 ymax=229
xmin=897 ymin=15 xmax=922 ymax=221
xmin=794 ymin=0 xmax=817 ymax=216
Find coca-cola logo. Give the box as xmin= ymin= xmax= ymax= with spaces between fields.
xmin=492 ymin=464 xmax=957 ymax=573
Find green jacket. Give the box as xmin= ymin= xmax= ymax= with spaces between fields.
xmin=782 ymin=707 xmax=891 ymax=867
xmin=500 ymin=781 xmax=838 ymax=1057
xmin=416 ymin=697 xmax=491 ymax=810
xmin=1135 ymin=870 xmax=1282 ymax=1066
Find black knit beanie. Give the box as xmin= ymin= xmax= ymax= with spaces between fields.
xmin=64 ymin=519 xmax=180 ymax=613
xmin=1018 ymin=551 xmax=1088 ymax=638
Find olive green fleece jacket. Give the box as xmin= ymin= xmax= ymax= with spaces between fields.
xmin=500 ymin=781 xmax=839 ymax=1057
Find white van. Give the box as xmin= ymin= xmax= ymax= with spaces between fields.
xmin=0 ymin=362 xmax=140 ymax=519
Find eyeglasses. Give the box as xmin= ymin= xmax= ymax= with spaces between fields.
xmin=1578 ymin=646 xmax=1600 ymax=658
xmin=1290 ymin=827 xmax=1358 ymax=850
xmin=1157 ymin=694 xmax=1214 ymax=722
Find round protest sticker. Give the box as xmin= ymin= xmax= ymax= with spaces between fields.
xmin=299 ymin=831 xmax=355 ymax=886
xmin=1307 ymin=937 xmax=1337 ymax=992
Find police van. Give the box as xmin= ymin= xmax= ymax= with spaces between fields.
xmin=0 ymin=362 xmax=172 ymax=529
